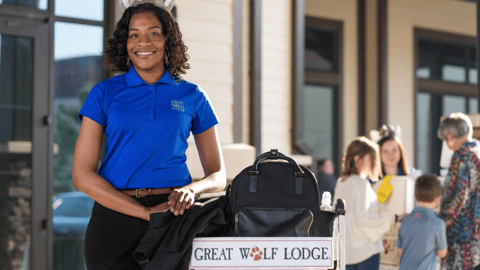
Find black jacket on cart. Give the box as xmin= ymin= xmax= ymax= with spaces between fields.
xmin=133 ymin=195 xmax=230 ymax=270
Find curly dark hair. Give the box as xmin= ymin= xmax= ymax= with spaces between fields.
xmin=103 ymin=3 xmax=189 ymax=81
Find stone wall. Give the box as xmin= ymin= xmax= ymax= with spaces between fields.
xmin=0 ymin=154 xmax=32 ymax=270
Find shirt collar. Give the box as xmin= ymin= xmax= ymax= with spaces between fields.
xmin=125 ymin=66 xmax=177 ymax=87
xmin=413 ymin=206 xmax=435 ymax=217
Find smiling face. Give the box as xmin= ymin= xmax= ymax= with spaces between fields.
xmin=380 ymin=140 xmax=401 ymax=167
xmin=127 ymin=11 xmax=166 ymax=78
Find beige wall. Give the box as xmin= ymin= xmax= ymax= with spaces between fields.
xmin=387 ymin=0 xmax=476 ymax=166
xmin=305 ymin=0 xmax=359 ymax=154
xmin=260 ymin=0 xmax=293 ymax=153
xmin=176 ymin=0 xmax=235 ymax=144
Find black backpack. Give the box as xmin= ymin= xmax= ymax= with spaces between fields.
xmin=227 ymin=149 xmax=335 ymax=237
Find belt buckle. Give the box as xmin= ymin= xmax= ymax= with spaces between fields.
xmin=135 ymin=188 xmax=147 ymax=198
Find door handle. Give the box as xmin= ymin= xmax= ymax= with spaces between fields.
xmin=43 ymin=115 xmax=51 ymax=126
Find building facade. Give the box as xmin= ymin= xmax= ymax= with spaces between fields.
xmin=0 ymin=0 xmax=476 ymax=269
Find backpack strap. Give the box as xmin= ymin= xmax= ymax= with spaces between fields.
xmin=249 ymin=174 xmax=258 ymax=193
xmin=295 ymin=173 xmax=304 ymax=195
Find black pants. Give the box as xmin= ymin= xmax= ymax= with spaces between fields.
xmin=84 ymin=194 xmax=169 ymax=270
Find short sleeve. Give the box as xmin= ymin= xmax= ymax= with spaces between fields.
xmin=191 ymin=87 xmax=219 ymax=135
xmin=78 ymin=83 xmax=106 ymax=127
xmin=436 ymin=220 xmax=447 ymax=250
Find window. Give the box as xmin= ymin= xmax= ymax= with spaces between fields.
xmin=0 ymin=1 xmax=110 ymax=268
xmin=293 ymin=17 xmax=343 ymax=175
xmin=417 ymin=39 xmax=476 ymax=84
xmin=415 ymin=29 xmax=476 ymax=175
xmin=0 ymin=0 xmax=47 ymax=9
xmin=305 ymin=26 xmax=337 ymax=72
xmin=52 ymin=1 xmax=109 ymax=269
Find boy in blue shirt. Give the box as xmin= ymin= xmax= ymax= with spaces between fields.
xmin=397 ymin=174 xmax=447 ymax=270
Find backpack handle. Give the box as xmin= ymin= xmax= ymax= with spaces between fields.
xmin=249 ymin=149 xmax=304 ymax=194
xmin=249 ymin=149 xmax=304 ymax=176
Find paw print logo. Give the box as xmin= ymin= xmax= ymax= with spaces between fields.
xmin=250 ymin=246 xmax=263 ymax=261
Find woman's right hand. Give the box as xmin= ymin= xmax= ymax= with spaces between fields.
xmin=144 ymin=201 xmax=170 ymax=221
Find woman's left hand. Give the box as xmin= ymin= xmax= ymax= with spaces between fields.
xmin=168 ymin=188 xmax=195 ymax=216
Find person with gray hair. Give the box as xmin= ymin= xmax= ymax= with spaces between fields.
xmin=436 ymin=112 xmax=480 ymax=270
xmin=437 ymin=112 xmax=473 ymax=145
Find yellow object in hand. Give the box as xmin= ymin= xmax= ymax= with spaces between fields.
xmin=376 ymin=175 xmax=393 ymax=203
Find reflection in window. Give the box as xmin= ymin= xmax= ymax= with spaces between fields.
xmin=469 ymin=68 xmax=477 ymax=85
xmin=416 ymin=92 xmax=473 ymax=174
xmin=416 ymin=33 xmax=478 ymax=177
xmin=0 ymin=0 xmax=47 ymax=10
xmin=416 ymin=67 xmax=430 ymax=79
xmin=469 ymin=47 xmax=476 ymax=83
xmin=303 ymin=85 xmax=335 ymax=161
xmin=469 ymin=98 xmax=478 ymax=114
xmin=0 ymin=33 xmax=34 ymax=270
xmin=53 ymin=197 xmax=94 ymax=217
xmin=0 ymin=35 xmax=33 ymax=143
xmin=54 ymin=22 xmax=103 ymax=194
xmin=442 ymin=65 xmax=466 ymax=83
xmin=443 ymin=95 xmax=466 ymax=115
xmin=52 ymin=12 xmax=106 ymax=270
xmin=54 ymin=22 xmax=103 ymax=60
xmin=305 ymin=27 xmax=336 ymax=72
xmin=55 ymin=0 xmax=104 ymax=21
xmin=417 ymin=39 xmax=476 ymax=85
xmin=416 ymin=93 xmax=431 ymax=175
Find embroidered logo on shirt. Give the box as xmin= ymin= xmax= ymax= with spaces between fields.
xmin=414 ymin=214 xmax=421 ymax=218
xmin=171 ymin=100 xmax=184 ymax=112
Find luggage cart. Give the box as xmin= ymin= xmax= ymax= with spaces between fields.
xmin=190 ymin=198 xmax=347 ymax=270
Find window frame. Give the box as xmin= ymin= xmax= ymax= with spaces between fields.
xmin=414 ymin=28 xmax=476 ymax=174
xmin=0 ymin=1 xmax=110 ymax=269
xmin=293 ymin=15 xmax=344 ymax=176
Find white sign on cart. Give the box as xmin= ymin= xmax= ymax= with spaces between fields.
xmin=190 ymin=237 xmax=334 ymax=269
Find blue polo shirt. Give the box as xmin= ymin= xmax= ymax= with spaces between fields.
xmin=397 ymin=207 xmax=447 ymax=270
xmin=78 ymin=66 xmax=219 ymax=190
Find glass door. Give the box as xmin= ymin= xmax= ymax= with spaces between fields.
xmin=52 ymin=21 xmax=104 ymax=270
xmin=0 ymin=16 xmax=49 ymax=270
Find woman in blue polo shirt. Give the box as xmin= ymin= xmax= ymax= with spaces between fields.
xmin=72 ymin=1 xmax=226 ymax=269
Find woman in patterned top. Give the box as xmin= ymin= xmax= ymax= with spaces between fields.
xmin=437 ymin=112 xmax=480 ymax=270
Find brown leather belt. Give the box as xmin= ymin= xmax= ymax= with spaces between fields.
xmin=121 ymin=188 xmax=173 ymax=198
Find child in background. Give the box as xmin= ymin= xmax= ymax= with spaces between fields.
xmin=397 ymin=174 xmax=447 ymax=269
xmin=333 ymin=137 xmax=397 ymax=269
